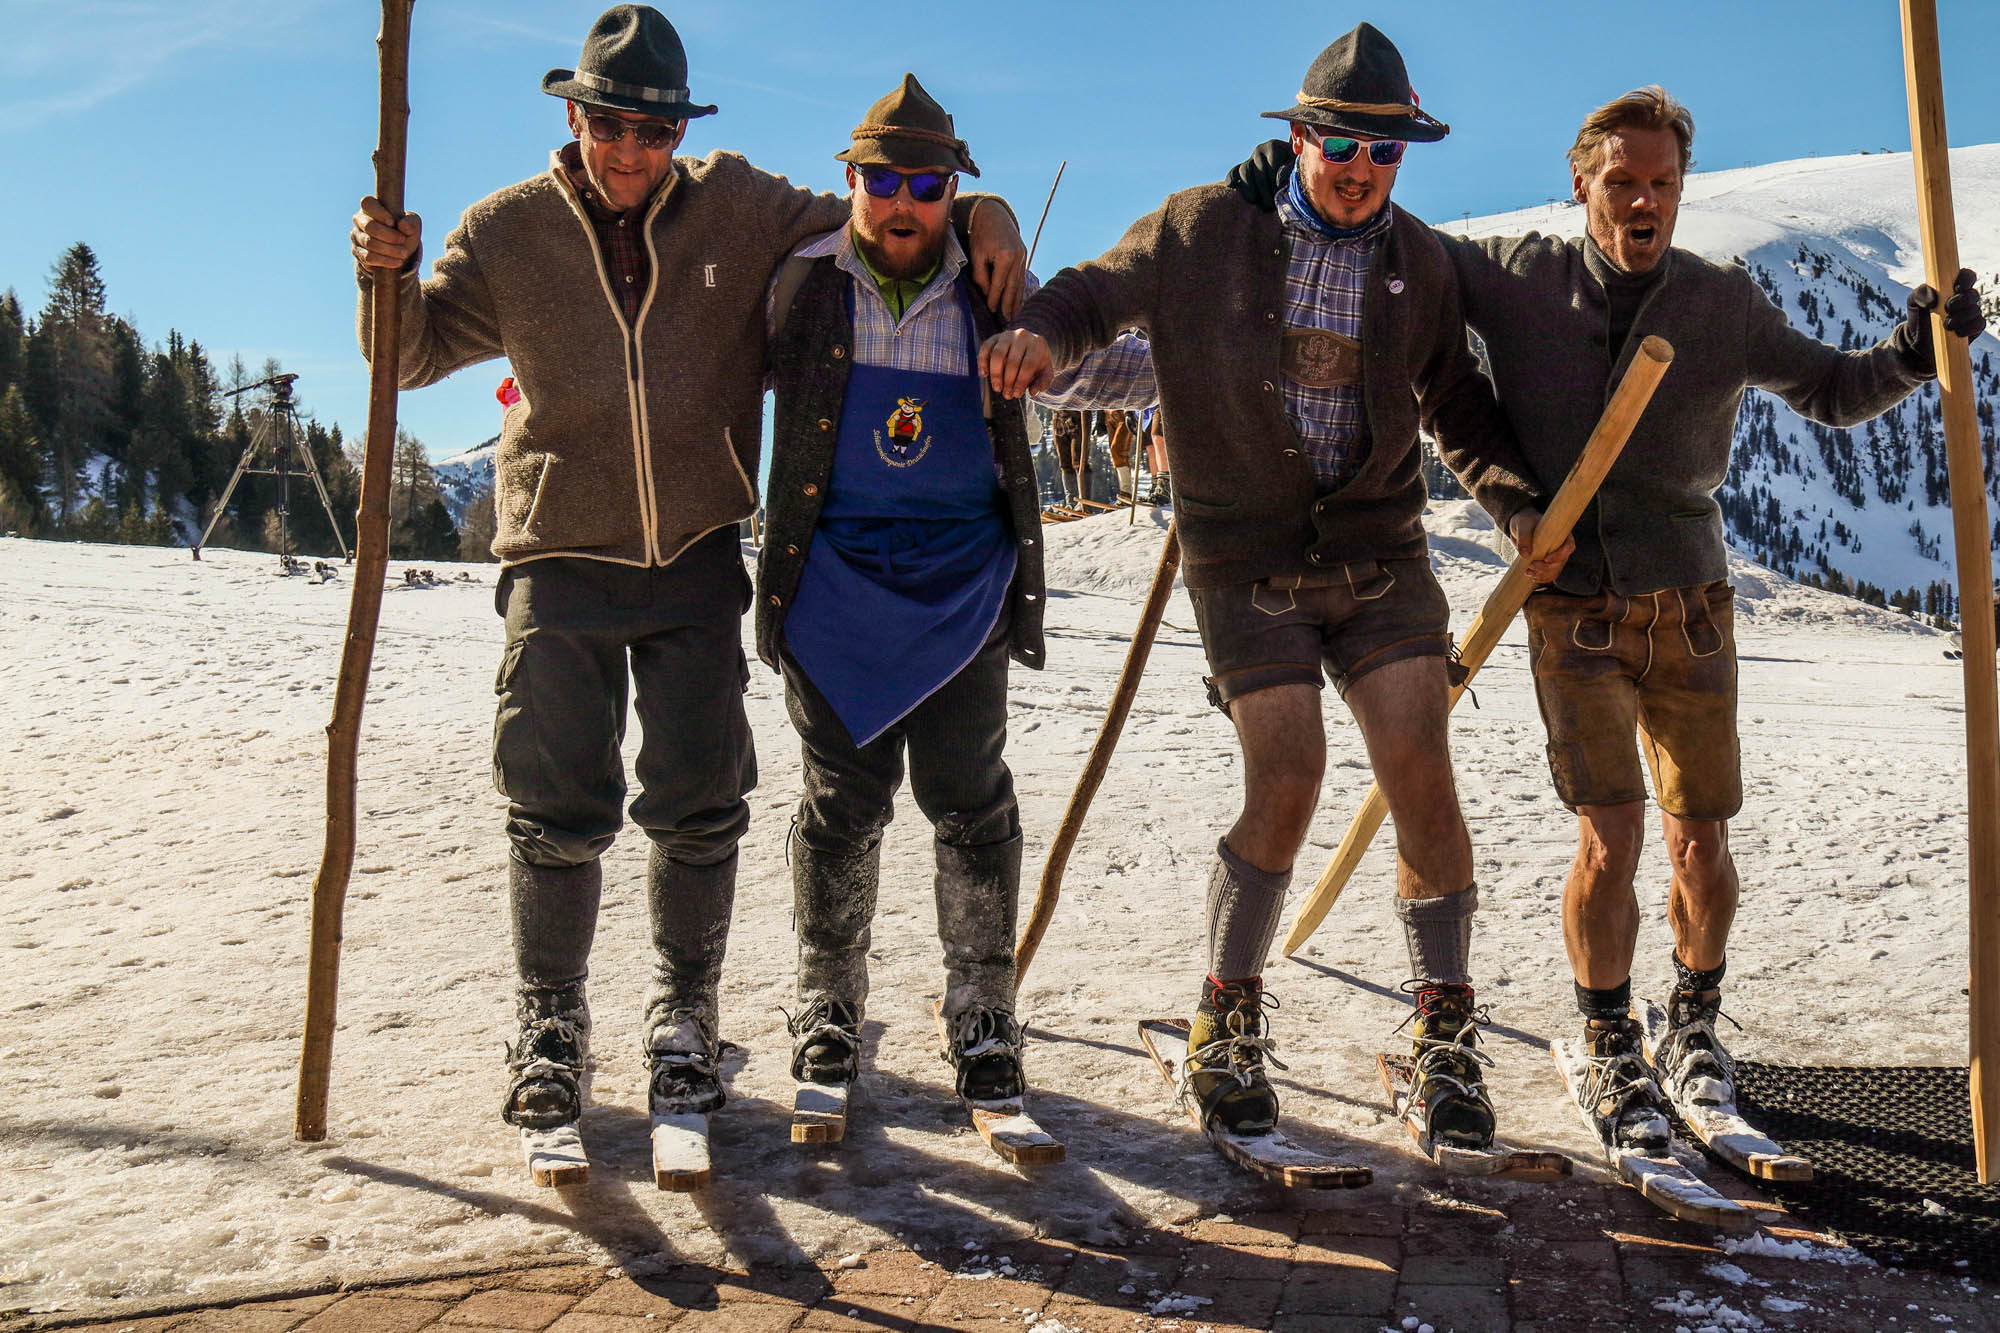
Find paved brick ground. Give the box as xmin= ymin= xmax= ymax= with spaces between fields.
xmin=13 ymin=1181 xmax=2000 ymax=1333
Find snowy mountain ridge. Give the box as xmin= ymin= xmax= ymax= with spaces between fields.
xmin=1451 ymin=144 xmax=2000 ymax=608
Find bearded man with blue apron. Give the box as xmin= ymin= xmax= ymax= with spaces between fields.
xmin=759 ymin=76 xmax=1155 ymax=1115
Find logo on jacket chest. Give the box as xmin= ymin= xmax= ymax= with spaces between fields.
xmin=875 ymin=396 xmax=935 ymax=468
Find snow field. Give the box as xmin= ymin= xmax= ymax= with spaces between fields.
xmin=0 ymin=506 xmax=1978 ymax=1316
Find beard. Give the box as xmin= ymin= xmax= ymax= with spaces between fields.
xmin=853 ymin=211 xmax=949 ymax=280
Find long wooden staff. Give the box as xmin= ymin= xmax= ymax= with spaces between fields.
xmin=1900 ymin=0 xmax=2000 ymax=1182
xmin=1281 ymin=335 xmax=1674 ymax=957
xmin=295 ymin=0 xmax=416 ymax=1143
xmin=1016 ymin=522 xmax=1181 ymax=984
xmin=1025 ymin=160 xmax=1067 ymax=272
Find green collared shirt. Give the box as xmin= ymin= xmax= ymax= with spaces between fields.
xmin=851 ymin=226 xmax=940 ymax=320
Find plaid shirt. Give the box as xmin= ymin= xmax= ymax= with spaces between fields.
xmin=1274 ymin=189 xmax=1392 ymax=488
xmin=774 ymin=226 xmax=1156 ymax=408
xmin=562 ymin=145 xmax=647 ymax=323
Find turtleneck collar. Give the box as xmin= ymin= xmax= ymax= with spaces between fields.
xmin=1583 ymin=230 xmax=1670 ymax=292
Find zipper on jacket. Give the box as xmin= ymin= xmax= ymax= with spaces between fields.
xmin=552 ymin=160 xmax=668 ymax=563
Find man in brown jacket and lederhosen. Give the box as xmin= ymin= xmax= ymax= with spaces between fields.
xmin=983 ymin=23 xmax=1556 ymax=1161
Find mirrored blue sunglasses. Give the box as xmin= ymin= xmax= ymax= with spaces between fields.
xmin=857 ymin=166 xmax=955 ymax=203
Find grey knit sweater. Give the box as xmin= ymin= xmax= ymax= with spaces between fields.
xmin=1441 ymin=232 xmax=1928 ymax=595
xmin=1013 ymin=187 xmax=1541 ymax=590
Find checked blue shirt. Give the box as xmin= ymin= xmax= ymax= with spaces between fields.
xmin=770 ymin=226 xmax=1156 ymax=409
xmin=1273 ymin=190 xmax=1393 ymax=490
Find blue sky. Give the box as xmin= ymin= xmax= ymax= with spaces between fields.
xmin=3 ymin=0 xmax=1997 ymax=458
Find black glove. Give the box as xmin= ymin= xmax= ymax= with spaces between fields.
xmin=1893 ymin=268 xmax=1987 ymax=376
xmin=1225 ymin=138 xmax=1297 ymax=212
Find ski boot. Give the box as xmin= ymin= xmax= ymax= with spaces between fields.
xmin=1403 ymin=981 xmax=1497 ymax=1150
xmin=940 ymin=1005 xmax=1027 ymax=1102
xmin=788 ymin=995 xmax=864 ymax=1087
xmin=1575 ymin=1014 xmax=1672 ymax=1154
xmin=1148 ymin=473 xmax=1172 ymax=506
xmin=646 ymin=1007 xmax=726 ymax=1116
xmin=1183 ymin=976 xmax=1285 ymax=1137
xmin=501 ymin=983 xmax=591 ymax=1131
xmin=1651 ymin=959 xmax=1738 ymax=1112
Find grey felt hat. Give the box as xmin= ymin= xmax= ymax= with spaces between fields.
xmin=1259 ymin=22 xmax=1448 ymax=143
xmin=542 ymin=6 xmax=717 ymax=119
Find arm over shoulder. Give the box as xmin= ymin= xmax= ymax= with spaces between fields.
xmin=1014 ymin=200 xmax=1168 ymax=367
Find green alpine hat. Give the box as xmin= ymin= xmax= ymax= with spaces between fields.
xmin=834 ymin=73 xmax=980 ymax=178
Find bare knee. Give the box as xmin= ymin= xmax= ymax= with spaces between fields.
xmin=1664 ymin=817 xmax=1733 ymax=887
xmin=1574 ymin=803 xmax=1645 ymax=887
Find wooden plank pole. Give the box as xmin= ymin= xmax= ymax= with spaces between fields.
xmin=1016 ymin=522 xmax=1181 ymax=985
xmin=1282 ymin=335 xmax=1675 ymax=957
xmin=1900 ymin=0 xmax=2000 ymax=1183
xmin=295 ymin=0 xmax=416 ymax=1143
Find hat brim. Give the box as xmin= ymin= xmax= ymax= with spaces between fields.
xmin=1259 ymin=105 xmax=1447 ymax=144
xmin=834 ymin=138 xmax=979 ymax=178
xmin=543 ymin=70 xmax=717 ymax=119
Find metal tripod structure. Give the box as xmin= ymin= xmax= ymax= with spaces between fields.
xmin=192 ymin=373 xmax=351 ymax=565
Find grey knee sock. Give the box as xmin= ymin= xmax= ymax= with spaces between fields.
xmin=1393 ymin=884 xmax=1479 ymax=984
xmin=509 ymin=856 xmax=601 ymax=990
xmin=643 ymin=844 xmax=737 ymax=1039
xmin=1206 ymin=838 xmax=1291 ymax=981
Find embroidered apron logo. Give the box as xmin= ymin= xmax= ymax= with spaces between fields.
xmin=876 ymin=396 xmax=934 ymax=467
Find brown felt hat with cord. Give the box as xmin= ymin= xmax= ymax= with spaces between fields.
xmin=834 ymin=73 xmax=980 ymax=177
xmin=1259 ymin=22 xmax=1448 ymax=144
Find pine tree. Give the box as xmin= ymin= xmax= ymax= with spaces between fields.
xmin=36 ymin=244 xmax=116 ymax=526
xmin=0 ymin=290 xmax=22 ymax=399
xmin=0 ymin=385 xmax=49 ymax=534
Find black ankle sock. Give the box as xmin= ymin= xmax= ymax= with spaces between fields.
xmin=1575 ymin=979 xmax=1632 ymax=1023
xmin=1672 ymin=953 xmax=1726 ymax=997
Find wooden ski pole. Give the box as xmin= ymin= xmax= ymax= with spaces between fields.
xmin=295 ymin=0 xmax=416 ymax=1143
xmin=1900 ymin=0 xmax=2000 ymax=1183
xmin=1016 ymin=522 xmax=1181 ymax=985
xmin=1281 ymin=335 xmax=1675 ymax=957
xmin=1025 ymin=160 xmax=1067 ymax=272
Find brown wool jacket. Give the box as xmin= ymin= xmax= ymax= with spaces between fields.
xmin=1442 ymin=232 xmax=1929 ymax=595
xmin=1013 ymin=187 xmax=1542 ymax=590
xmin=357 ymin=148 xmax=857 ymax=568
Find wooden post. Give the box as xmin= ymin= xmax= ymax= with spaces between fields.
xmin=295 ymin=0 xmax=416 ymax=1143
xmin=1016 ymin=523 xmax=1181 ymax=984
xmin=1282 ymin=336 xmax=1675 ymax=957
xmin=1901 ymin=0 xmax=2000 ymax=1183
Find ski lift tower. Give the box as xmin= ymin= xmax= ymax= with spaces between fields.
xmin=192 ymin=373 xmax=352 ymax=567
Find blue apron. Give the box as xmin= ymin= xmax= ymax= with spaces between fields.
xmin=785 ymin=282 xmax=1016 ymax=747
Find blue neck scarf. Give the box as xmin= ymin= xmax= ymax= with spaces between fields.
xmin=1283 ymin=167 xmax=1391 ymax=241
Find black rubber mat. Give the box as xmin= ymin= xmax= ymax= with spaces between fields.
xmin=1735 ymin=1063 xmax=2000 ymax=1276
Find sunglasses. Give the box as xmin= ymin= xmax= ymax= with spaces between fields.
xmin=582 ymin=113 xmax=683 ymax=149
xmin=1304 ymin=127 xmax=1407 ymax=167
xmin=856 ymin=165 xmax=956 ymax=204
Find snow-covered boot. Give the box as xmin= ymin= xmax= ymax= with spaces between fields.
xmin=940 ymin=1004 xmax=1026 ymax=1102
xmin=1148 ymin=472 xmax=1172 ymax=506
xmin=788 ymin=995 xmax=863 ymax=1087
xmin=1576 ymin=1015 xmax=1672 ymax=1154
xmin=1652 ymin=957 xmax=1737 ymax=1112
xmin=1183 ymin=976 xmax=1285 ymax=1136
xmin=645 ymin=1005 xmax=725 ymax=1116
xmin=1404 ymin=981 xmax=1497 ymax=1150
xmin=501 ymin=982 xmax=591 ymax=1131
xmin=641 ymin=845 xmax=733 ymax=1115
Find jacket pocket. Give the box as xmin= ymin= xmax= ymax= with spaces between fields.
xmin=1173 ymin=488 xmax=1235 ymax=516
